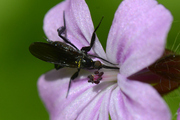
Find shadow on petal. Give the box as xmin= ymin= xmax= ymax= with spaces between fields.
xmin=44 ymin=68 xmax=76 ymax=81
xmin=44 ymin=68 xmax=94 ymax=82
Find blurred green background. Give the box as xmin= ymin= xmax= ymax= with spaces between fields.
xmin=0 ymin=0 xmax=180 ymax=120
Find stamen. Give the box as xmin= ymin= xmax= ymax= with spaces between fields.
xmin=88 ymin=71 xmax=104 ymax=84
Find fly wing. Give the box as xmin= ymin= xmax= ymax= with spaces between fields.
xmin=29 ymin=42 xmax=80 ymax=67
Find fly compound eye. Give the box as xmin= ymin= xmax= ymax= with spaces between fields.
xmin=94 ymin=61 xmax=102 ymax=69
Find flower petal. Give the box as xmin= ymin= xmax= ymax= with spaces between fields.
xmin=106 ymin=0 xmax=173 ymax=76
xmin=43 ymin=1 xmax=67 ymax=41
xmin=77 ymin=84 xmax=116 ymax=120
xmin=38 ymin=69 xmax=93 ymax=120
xmin=109 ymin=87 xmax=128 ymax=120
xmin=109 ymin=74 xmax=171 ymax=120
xmin=38 ymin=68 xmax=115 ymax=120
xmin=43 ymin=0 xmax=106 ymax=58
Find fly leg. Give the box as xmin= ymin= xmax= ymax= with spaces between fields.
xmin=66 ymin=68 xmax=80 ymax=98
xmin=81 ymin=17 xmax=104 ymax=54
xmin=57 ymin=11 xmax=67 ymax=38
xmin=57 ymin=11 xmax=79 ymax=51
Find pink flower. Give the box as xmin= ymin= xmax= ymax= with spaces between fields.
xmin=178 ymin=107 xmax=180 ymax=120
xmin=38 ymin=0 xmax=173 ymax=119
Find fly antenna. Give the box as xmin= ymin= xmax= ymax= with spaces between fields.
xmin=101 ymin=64 xmax=119 ymax=70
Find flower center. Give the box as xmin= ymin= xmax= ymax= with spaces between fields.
xmin=88 ymin=71 xmax=104 ymax=84
xmin=87 ymin=69 xmax=119 ymax=84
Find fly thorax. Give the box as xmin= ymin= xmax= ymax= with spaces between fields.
xmin=81 ymin=56 xmax=94 ymax=68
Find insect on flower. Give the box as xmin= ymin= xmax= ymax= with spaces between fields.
xmin=29 ymin=12 xmax=119 ymax=97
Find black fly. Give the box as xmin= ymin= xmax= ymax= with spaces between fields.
xmin=29 ymin=12 xmax=119 ymax=97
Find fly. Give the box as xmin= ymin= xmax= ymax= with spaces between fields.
xmin=29 ymin=11 xmax=119 ymax=98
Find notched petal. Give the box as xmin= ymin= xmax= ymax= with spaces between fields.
xmin=43 ymin=0 xmax=106 ymax=58
xmin=38 ymin=68 xmax=116 ymax=120
xmin=106 ymin=0 xmax=173 ymax=77
xmin=38 ymin=69 xmax=94 ymax=120
xmin=43 ymin=1 xmax=67 ymax=41
xmin=111 ymin=74 xmax=171 ymax=120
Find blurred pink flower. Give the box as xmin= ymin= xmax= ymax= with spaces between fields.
xmin=38 ymin=0 xmax=173 ymax=119
xmin=177 ymin=106 xmax=180 ymax=120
